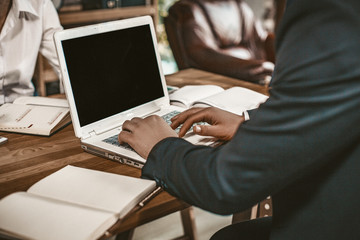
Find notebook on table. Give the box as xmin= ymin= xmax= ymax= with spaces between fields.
xmin=54 ymin=16 xmax=213 ymax=168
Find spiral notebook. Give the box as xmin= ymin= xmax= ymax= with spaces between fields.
xmin=0 ymin=97 xmax=70 ymax=136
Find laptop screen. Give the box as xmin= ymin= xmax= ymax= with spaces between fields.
xmin=61 ymin=24 xmax=164 ymax=127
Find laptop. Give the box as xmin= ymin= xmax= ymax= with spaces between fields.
xmin=54 ymin=16 xmax=213 ymax=168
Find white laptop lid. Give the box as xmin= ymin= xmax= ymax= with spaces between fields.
xmin=54 ymin=16 xmax=170 ymax=139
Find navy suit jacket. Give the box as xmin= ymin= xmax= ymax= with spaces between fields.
xmin=142 ymin=0 xmax=360 ymax=239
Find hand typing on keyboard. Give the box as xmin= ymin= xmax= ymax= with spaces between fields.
xmin=117 ymin=107 xmax=245 ymax=158
xmin=118 ymin=115 xmax=178 ymax=159
xmin=170 ymin=107 xmax=244 ymax=141
xmin=104 ymin=110 xmax=202 ymax=153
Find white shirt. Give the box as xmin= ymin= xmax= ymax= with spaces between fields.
xmin=0 ymin=0 xmax=63 ymax=104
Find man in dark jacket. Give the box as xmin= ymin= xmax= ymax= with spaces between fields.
xmin=118 ymin=0 xmax=360 ymax=239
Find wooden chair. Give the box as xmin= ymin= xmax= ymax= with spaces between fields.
xmin=232 ymin=197 xmax=272 ymax=224
xmin=33 ymin=54 xmax=60 ymax=96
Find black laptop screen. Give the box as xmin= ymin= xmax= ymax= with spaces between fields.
xmin=61 ymin=24 xmax=164 ymax=127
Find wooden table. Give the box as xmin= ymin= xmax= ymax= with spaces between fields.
xmin=0 ymin=68 xmax=267 ymax=239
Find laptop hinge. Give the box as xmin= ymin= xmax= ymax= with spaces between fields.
xmin=82 ymin=130 xmax=96 ymax=140
xmin=159 ymin=103 xmax=168 ymax=108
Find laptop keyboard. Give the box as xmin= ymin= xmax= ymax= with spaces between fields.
xmin=103 ymin=110 xmax=182 ymax=151
xmin=103 ymin=110 xmax=206 ymax=151
xmin=103 ymin=134 xmax=134 ymax=151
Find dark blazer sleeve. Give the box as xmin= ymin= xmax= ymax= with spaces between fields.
xmin=142 ymin=0 xmax=360 ymax=215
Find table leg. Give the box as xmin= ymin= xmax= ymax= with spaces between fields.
xmin=179 ymin=207 xmax=198 ymax=240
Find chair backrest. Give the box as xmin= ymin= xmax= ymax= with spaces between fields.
xmin=33 ymin=54 xmax=59 ymax=96
xmin=165 ymin=0 xmax=269 ymax=70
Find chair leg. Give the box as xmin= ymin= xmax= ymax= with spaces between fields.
xmin=232 ymin=204 xmax=259 ymax=224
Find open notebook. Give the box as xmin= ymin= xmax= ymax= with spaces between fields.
xmin=0 ymin=165 xmax=159 ymax=240
xmin=54 ymin=16 xmax=213 ymax=168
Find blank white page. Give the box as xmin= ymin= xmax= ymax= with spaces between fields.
xmin=28 ymin=165 xmax=156 ymax=218
xmin=193 ymin=87 xmax=269 ymax=115
xmin=169 ymin=85 xmax=224 ymax=108
xmin=0 ymin=192 xmax=117 ymax=240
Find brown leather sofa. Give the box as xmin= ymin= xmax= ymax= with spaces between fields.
xmin=165 ymin=0 xmax=275 ymax=85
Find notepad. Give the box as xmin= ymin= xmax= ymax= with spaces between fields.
xmin=0 ymin=96 xmax=71 ymax=136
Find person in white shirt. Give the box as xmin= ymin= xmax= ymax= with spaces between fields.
xmin=0 ymin=0 xmax=63 ymax=104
